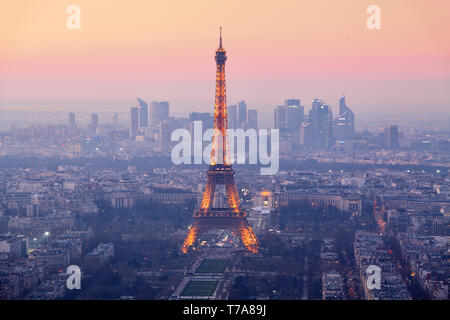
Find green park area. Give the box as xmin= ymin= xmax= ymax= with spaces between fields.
xmin=195 ymin=259 xmax=228 ymax=273
xmin=180 ymin=280 xmax=218 ymax=297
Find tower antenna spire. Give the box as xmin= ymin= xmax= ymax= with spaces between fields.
xmin=219 ymin=26 xmax=222 ymax=47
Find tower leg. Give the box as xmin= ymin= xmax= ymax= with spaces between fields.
xmin=200 ymin=176 xmax=217 ymax=213
xmin=238 ymin=224 xmax=258 ymax=253
xmin=224 ymin=175 xmax=241 ymax=214
xmin=181 ymin=224 xmax=198 ymax=253
xmin=182 ymin=166 xmax=258 ymax=253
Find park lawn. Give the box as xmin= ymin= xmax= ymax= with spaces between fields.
xmin=196 ymin=259 xmax=228 ymax=273
xmin=180 ymin=280 xmax=218 ymax=297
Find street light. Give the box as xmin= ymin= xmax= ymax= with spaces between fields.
xmin=44 ymin=231 xmax=50 ymax=244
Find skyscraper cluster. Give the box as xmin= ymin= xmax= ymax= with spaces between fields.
xmin=128 ymin=97 xmax=260 ymax=154
xmin=129 ymin=98 xmax=170 ymax=139
xmin=66 ymin=112 xmax=110 ymax=138
xmin=228 ymin=100 xmax=258 ymax=129
xmin=274 ymin=99 xmax=304 ymax=131
xmin=274 ymin=96 xmax=355 ymax=151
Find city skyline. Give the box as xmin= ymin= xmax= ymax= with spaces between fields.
xmin=0 ymin=1 xmax=449 ymax=303
xmin=1 ymin=0 xmax=449 ymax=115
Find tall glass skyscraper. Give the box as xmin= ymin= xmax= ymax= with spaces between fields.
xmin=247 ymin=109 xmax=258 ymax=129
xmin=285 ymin=99 xmax=304 ymax=132
xmin=334 ymin=95 xmax=355 ymax=149
xmin=150 ymin=101 xmax=169 ymax=125
xmin=238 ymin=100 xmax=247 ymax=128
xmin=137 ymin=98 xmax=148 ymax=128
xmin=384 ymin=125 xmax=399 ymax=149
xmin=274 ymin=105 xmax=288 ymax=129
xmin=130 ymin=107 xmax=139 ymax=139
xmin=309 ymin=98 xmax=333 ymax=150
xmin=227 ymin=104 xmax=237 ymax=129
xmin=90 ymin=113 xmax=98 ymax=135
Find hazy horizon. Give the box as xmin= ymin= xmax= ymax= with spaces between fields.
xmin=1 ymin=98 xmax=448 ymax=132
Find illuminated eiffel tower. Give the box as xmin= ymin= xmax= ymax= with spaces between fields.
xmin=181 ymin=28 xmax=258 ymax=253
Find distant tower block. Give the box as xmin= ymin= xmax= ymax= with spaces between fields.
xmin=181 ymin=28 xmax=258 ymax=253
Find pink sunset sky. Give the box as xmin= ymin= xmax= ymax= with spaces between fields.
xmin=0 ymin=0 xmax=449 ymax=115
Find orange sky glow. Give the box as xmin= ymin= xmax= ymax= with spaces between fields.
xmin=0 ymin=0 xmax=449 ymax=114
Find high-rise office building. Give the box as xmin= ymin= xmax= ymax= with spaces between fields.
xmin=228 ymin=104 xmax=237 ymax=129
xmin=274 ymin=99 xmax=304 ymax=133
xmin=274 ymin=105 xmax=288 ymax=129
xmin=339 ymin=95 xmax=352 ymax=116
xmin=299 ymin=122 xmax=315 ymax=147
xmin=159 ymin=121 xmax=173 ymax=152
xmin=309 ymin=98 xmax=333 ymax=150
xmin=384 ymin=125 xmax=399 ymax=149
xmin=130 ymin=107 xmax=139 ymax=139
xmin=285 ymin=99 xmax=304 ymax=132
xmin=68 ymin=112 xmax=76 ymax=129
xmin=285 ymin=99 xmax=301 ymax=107
xmin=247 ymin=109 xmax=258 ymax=129
xmin=0 ymin=234 xmax=28 ymax=259
xmin=112 ymin=113 xmax=119 ymax=126
xmin=189 ymin=113 xmax=213 ymax=152
xmin=137 ymin=98 xmax=148 ymax=128
xmin=90 ymin=113 xmax=98 ymax=134
xmin=189 ymin=112 xmax=213 ymax=130
xmin=150 ymin=101 xmax=169 ymax=125
xmin=238 ymin=100 xmax=247 ymax=128
xmin=334 ymin=95 xmax=355 ymax=143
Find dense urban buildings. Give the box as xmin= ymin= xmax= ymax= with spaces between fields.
xmin=0 ymin=71 xmax=448 ymax=301
xmin=0 ymin=25 xmax=448 ymax=303
xmin=0 ymin=0 xmax=448 ymax=310
xmin=0 ymin=128 xmax=448 ymax=299
xmin=1 ymin=79 xmax=449 ymax=299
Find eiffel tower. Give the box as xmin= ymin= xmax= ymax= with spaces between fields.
xmin=181 ymin=28 xmax=258 ymax=253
